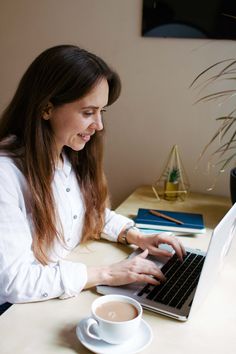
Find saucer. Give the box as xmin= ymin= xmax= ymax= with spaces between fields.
xmin=76 ymin=318 xmax=153 ymax=354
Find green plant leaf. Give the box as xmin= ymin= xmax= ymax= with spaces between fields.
xmin=192 ymin=58 xmax=236 ymax=174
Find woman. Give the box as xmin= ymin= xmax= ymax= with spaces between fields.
xmin=0 ymin=45 xmax=185 ymax=308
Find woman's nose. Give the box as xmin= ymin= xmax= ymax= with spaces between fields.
xmin=92 ymin=113 xmax=103 ymax=131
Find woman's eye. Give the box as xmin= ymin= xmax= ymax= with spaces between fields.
xmin=82 ymin=109 xmax=107 ymax=118
xmin=83 ymin=111 xmax=93 ymax=117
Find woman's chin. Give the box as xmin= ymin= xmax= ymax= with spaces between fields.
xmin=68 ymin=142 xmax=86 ymax=152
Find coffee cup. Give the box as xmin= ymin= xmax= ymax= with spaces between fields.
xmin=83 ymin=294 xmax=142 ymax=344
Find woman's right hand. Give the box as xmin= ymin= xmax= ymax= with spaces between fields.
xmin=84 ymin=249 xmax=165 ymax=289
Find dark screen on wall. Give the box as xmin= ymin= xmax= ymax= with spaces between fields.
xmin=142 ymin=0 xmax=236 ymax=39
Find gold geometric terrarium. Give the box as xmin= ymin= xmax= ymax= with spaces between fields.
xmin=152 ymin=145 xmax=190 ymax=201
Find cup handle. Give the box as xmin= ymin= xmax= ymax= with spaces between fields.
xmin=84 ymin=318 xmax=101 ymax=341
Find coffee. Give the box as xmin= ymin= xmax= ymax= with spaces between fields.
xmin=95 ymin=300 xmax=138 ymax=322
xmin=85 ymin=295 xmax=142 ymax=344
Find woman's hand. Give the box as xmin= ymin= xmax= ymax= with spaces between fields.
xmin=84 ymin=228 xmax=186 ymax=290
xmin=137 ymin=232 xmax=186 ymax=261
xmin=85 ymin=249 xmax=164 ymax=289
xmin=123 ymin=228 xmax=186 ymax=261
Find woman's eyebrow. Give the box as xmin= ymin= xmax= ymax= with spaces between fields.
xmin=81 ymin=105 xmax=98 ymax=109
xmin=81 ymin=105 xmax=107 ymax=109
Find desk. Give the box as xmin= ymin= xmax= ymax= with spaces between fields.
xmin=0 ymin=186 xmax=235 ymax=354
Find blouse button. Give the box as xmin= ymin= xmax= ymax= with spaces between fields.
xmin=73 ymin=215 xmax=78 ymax=220
xmin=66 ymin=188 xmax=70 ymax=192
xmin=42 ymin=293 xmax=48 ymax=298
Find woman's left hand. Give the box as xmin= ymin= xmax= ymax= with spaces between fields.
xmin=137 ymin=232 xmax=186 ymax=261
xmin=123 ymin=227 xmax=186 ymax=261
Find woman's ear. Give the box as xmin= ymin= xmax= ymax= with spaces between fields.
xmin=42 ymin=102 xmax=53 ymax=120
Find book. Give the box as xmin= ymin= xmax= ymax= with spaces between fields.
xmin=134 ymin=208 xmax=205 ymax=234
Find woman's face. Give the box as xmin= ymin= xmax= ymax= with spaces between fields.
xmin=48 ymin=78 xmax=109 ymax=158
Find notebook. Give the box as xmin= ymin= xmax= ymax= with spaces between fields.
xmin=97 ymin=203 xmax=236 ymax=321
xmin=134 ymin=208 xmax=205 ymax=233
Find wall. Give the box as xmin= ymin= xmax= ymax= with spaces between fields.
xmin=0 ymin=0 xmax=235 ymax=208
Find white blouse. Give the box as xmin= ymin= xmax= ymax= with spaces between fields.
xmin=0 ymin=155 xmax=132 ymax=305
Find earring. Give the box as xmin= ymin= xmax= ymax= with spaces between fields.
xmin=42 ymin=102 xmax=53 ymax=120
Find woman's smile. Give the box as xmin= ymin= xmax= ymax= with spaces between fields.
xmin=77 ymin=132 xmax=93 ymax=142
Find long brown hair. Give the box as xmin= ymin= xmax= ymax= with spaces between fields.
xmin=0 ymin=45 xmax=121 ymax=265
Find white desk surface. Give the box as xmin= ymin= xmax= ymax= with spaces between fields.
xmin=0 ymin=186 xmax=235 ymax=354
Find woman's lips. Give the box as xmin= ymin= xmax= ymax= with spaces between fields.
xmin=78 ymin=133 xmax=91 ymax=142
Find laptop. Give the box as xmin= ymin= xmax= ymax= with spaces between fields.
xmin=97 ymin=203 xmax=236 ymax=321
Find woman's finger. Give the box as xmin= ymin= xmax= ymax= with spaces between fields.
xmin=137 ymin=248 xmax=149 ymax=259
xmin=127 ymin=253 xmax=166 ymax=281
xmin=148 ymin=245 xmax=173 ymax=258
xmin=134 ymin=273 xmax=161 ymax=285
xmin=157 ymin=234 xmax=185 ymax=260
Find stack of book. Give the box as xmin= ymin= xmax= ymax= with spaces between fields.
xmin=134 ymin=208 xmax=205 ymax=234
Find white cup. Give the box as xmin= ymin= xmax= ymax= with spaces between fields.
xmin=84 ymin=294 xmax=142 ymax=344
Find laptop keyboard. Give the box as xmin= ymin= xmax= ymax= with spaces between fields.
xmin=137 ymin=251 xmax=205 ymax=310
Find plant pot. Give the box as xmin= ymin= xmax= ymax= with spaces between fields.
xmin=230 ymin=168 xmax=236 ymax=205
xmin=164 ymin=181 xmax=179 ymax=201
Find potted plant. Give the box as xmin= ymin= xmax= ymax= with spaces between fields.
xmin=190 ymin=59 xmax=236 ymax=203
xmin=164 ymin=166 xmax=180 ymax=200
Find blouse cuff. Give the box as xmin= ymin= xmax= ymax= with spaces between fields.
xmin=102 ymin=209 xmax=134 ymax=242
xmin=58 ymin=260 xmax=87 ymax=299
